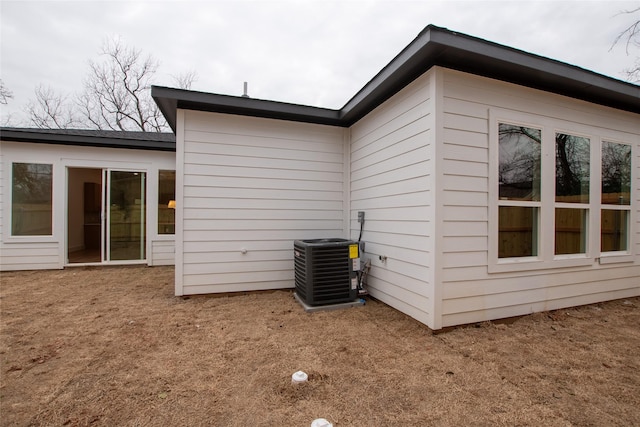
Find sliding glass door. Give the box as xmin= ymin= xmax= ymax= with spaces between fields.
xmin=105 ymin=170 xmax=146 ymax=261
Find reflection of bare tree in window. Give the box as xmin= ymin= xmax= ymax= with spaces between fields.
xmin=499 ymin=124 xmax=541 ymax=201
xmin=555 ymin=133 xmax=590 ymax=202
xmin=601 ymin=142 xmax=631 ymax=251
xmin=12 ymin=163 xmax=52 ymax=204
xmin=602 ymin=142 xmax=631 ymax=204
xmin=12 ymin=163 xmax=53 ymax=236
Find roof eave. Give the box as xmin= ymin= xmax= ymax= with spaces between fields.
xmin=152 ymin=25 xmax=639 ymax=131
xmin=0 ymin=129 xmax=176 ymax=151
xmin=152 ymin=86 xmax=342 ymax=132
xmin=426 ymin=27 xmax=640 ymax=114
xmin=340 ymin=25 xmax=639 ymax=124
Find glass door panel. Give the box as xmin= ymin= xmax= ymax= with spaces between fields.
xmin=107 ymin=171 xmax=146 ymax=261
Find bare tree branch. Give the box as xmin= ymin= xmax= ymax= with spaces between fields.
xmin=171 ymin=70 xmax=198 ymax=90
xmin=77 ymin=36 xmax=169 ymax=132
xmin=611 ymin=7 xmax=640 ymax=82
xmin=611 ymin=7 xmax=640 ymax=53
xmin=26 ymin=36 xmax=194 ymax=132
xmin=26 ymin=85 xmax=78 ymax=129
xmin=0 ymin=79 xmax=13 ymax=105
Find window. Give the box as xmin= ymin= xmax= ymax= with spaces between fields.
xmin=12 ymin=162 xmax=53 ymax=236
xmin=158 ymin=170 xmax=176 ymax=234
xmin=498 ymin=123 xmax=541 ymax=258
xmin=492 ymin=111 xmax=634 ymax=271
xmin=555 ymin=133 xmax=590 ymax=255
xmin=601 ymin=141 xmax=631 ymax=252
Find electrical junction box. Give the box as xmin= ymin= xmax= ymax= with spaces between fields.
xmin=294 ymin=238 xmax=358 ymax=306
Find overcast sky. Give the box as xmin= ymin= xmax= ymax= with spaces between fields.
xmin=1 ymin=0 xmax=638 ymax=127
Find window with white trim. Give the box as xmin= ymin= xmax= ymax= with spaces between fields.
xmin=554 ymin=132 xmax=590 ymax=256
xmin=491 ymin=112 xmax=634 ymax=271
xmin=601 ymin=141 xmax=631 ymax=253
xmin=11 ymin=162 xmax=53 ymax=236
xmin=158 ymin=170 xmax=176 ymax=235
xmin=498 ymin=123 xmax=541 ymax=259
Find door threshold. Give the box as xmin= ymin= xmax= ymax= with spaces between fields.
xmin=65 ymin=261 xmax=147 ymax=268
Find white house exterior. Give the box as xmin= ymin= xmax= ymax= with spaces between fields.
xmin=152 ymin=25 xmax=639 ymax=330
xmin=172 ymin=111 xmax=349 ymax=295
xmin=2 ymin=26 xmax=637 ymax=330
xmin=0 ymin=130 xmax=176 ymax=270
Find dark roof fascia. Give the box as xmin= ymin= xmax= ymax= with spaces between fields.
xmin=0 ymin=128 xmax=176 ymax=152
xmin=339 ymin=25 xmax=640 ymax=125
xmin=152 ymin=86 xmax=342 ymax=132
xmin=339 ymin=25 xmax=444 ymax=125
xmin=424 ymin=27 xmax=640 ymax=116
xmin=152 ymin=25 xmax=640 ymax=131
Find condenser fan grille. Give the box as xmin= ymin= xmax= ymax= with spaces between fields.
xmin=294 ymin=239 xmax=357 ymax=306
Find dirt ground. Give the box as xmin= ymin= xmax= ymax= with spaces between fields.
xmin=1 ymin=266 xmax=639 ymax=426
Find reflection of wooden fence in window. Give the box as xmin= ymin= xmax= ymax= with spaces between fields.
xmin=602 ymin=193 xmax=630 ymax=205
xmin=601 ymin=213 xmax=625 ymax=251
xmin=602 ymin=192 xmax=628 ymax=252
xmin=12 ymin=204 xmax=52 ymax=235
xmin=498 ymin=207 xmax=535 ymax=258
xmin=554 ymin=208 xmax=585 ymax=255
xmin=500 ymin=193 xmax=629 ymax=257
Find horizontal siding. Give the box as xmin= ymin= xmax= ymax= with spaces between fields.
xmin=1 ymin=140 xmax=175 ymax=271
xmin=0 ymin=151 xmax=3 ymax=242
xmin=443 ymin=266 xmax=640 ymax=300
xmin=349 ymin=71 xmax=434 ymax=326
xmin=180 ymin=111 xmax=345 ymax=295
xmin=438 ymin=68 xmax=640 ymax=328
xmin=366 ymin=279 xmax=431 ymax=326
xmin=150 ymin=240 xmax=175 ymax=266
xmin=443 ymin=285 xmax=640 ymax=327
xmin=0 ymin=242 xmax=61 ymax=271
xmin=636 ymin=148 xmax=640 ymax=257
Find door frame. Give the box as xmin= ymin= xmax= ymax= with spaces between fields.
xmin=103 ymin=168 xmax=147 ymax=263
xmin=65 ymin=166 xmax=148 ymax=266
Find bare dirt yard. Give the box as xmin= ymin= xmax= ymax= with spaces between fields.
xmin=1 ymin=266 xmax=639 ymax=426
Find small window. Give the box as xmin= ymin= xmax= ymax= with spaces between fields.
xmin=498 ymin=123 xmax=541 ymax=258
xmin=601 ymin=209 xmax=628 ymax=252
xmin=499 ymin=206 xmax=538 ymax=258
xmin=554 ymin=133 xmax=590 ymax=255
xmin=499 ymin=124 xmax=541 ymax=202
xmin=158 ymin=170 xmax=176 ymax=235
xmin=12 ymin=163 xmax=53 ymax=236
xmin=555 ymin=208 xmax=587 ymax=255
xmin=601 ymin=142 xmax=631 ymax=252
xmin=601 ymin=141 xmax=631 ymax=205
xmin=555 ymin=133 xmax=590 ymax=204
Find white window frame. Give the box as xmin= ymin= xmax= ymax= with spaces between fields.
xmin=488 ymin=109 xmax=635 ymax=273
xmin=552 ymin=128 xmax=592 ymax=260
xmin=599 ymin=138 xmax=634 ymax=264
xmin=5 ymin=160 xmax=57 ymax=243
xmin=157 ymin=169 xmax=176 ymax=237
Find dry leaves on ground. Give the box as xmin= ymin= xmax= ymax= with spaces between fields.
xmin=1 ymin=266 xmax=639 ymax=426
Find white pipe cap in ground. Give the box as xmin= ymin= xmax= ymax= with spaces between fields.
xmin=291 ymin=370 xmax=308 ymax=384
xmin=311 ymin=419 xmax=332 ymax=427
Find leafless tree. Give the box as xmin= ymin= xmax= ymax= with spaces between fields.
xmin=611 ymin=7 xmax=640 ymax=82
xmin=26 ymin=37 xmax=197 ymax=132
xmin=26 ymin=85 xmax=79 ymax=129
xmin=171 ymin=70 xmax=198 ymax=91
xmin=0 ymin=79 xmax=13 ymax=105
xmin=77 ymin=37 xmax=168 ymax=131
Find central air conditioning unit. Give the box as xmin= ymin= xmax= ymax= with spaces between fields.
xmin=294 ymin=238 xmax=358 ymax=306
